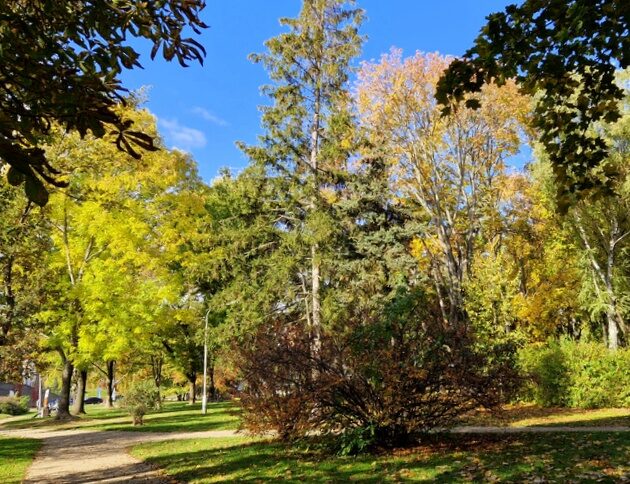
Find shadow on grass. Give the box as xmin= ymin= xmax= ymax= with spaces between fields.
xmin=94 ymin=411 xmax=240 ymax=432
xmin=0 ymin=401 xmax=241 ymax=432
xmin=0 ymin=436 xmax=41 ymax=460
xmin=136 ymin=432 xmax=630 ymax=483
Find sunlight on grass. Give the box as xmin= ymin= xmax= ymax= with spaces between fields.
xmin=131 ymin=432 xmax=630 ymax=483
xmin=0 ymin=437 xmax=41 ymax=484
xmin=461 ymin=404 xmax=630 ymax=428
xmin=0 ymin=401 xmax=241 ymax=432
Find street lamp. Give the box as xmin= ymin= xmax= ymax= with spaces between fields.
xmin=202 ymin=308 xmax=211 ymax=415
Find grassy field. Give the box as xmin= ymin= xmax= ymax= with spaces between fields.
xmin=1 ymin=401 xmax=627 ymax=433
xmin=0 ymin=401 xmax=240 ymax=432
xmin=0 ymin=437 xmax=41 ymax=484
xmin=131 ymin=432 xmax=630 ymax=483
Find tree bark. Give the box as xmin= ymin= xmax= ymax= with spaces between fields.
xmin=605 ymin=222 xmax=621 ymax=349
xmin=72 ymin=369 xmax=88 ymax=414
xmin=576 ymin=216 xmax=622 ymax=350
xmin=0 ymin=255 xmax=15 ymax=346
xmin=188 ymin=376 xmax=197 ymax=404
xmin=151 ymin=355 xmax=163 ymax=409
xmin=310 ymin=71 xmax=322 ymax=356
xmin=56 ymin=354 xmax=74 ymax=419
xmin=209 ymin=364 xmax=216 ymax=401
xmin=106 ymin=360 xmax=115 ymax=407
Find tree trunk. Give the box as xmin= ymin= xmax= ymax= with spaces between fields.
xmin=576 ymin=217 xmax=622 ymax=350
xmin=310 ymin=84 xmax=322 ymax=356
xmin=56 ymin=355 xmax=74 ymax=419
xmin=606 ymin=309 xmax=619 ymax=350
xmin=106 ymin=360 xmax=115 ymax=407
xmin=188 ymin=377 xmax=197 ymax=404
xmin=311 ymin=244 xmax=321 ymax=354
xmin=209 ymin=364 xmax=216 ymax=401
xmin=151 ymin=355 xmax=163 ymax=409
xmin=0 ymin=256 xmax=15 ymax=346
xmin=72 ymin=369 xmax=88 ymax=415
xmin=606 ymin=222 xmax=620 ymax=350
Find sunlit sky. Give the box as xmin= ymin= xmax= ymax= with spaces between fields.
xmin=120 ymin=1 xmax=519 ymax=182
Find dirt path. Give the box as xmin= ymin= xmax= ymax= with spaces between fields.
xmin=1 ymin=428 xmax=240 ymax=483
xmin=2 ymin=425 xmax=628 ymax=483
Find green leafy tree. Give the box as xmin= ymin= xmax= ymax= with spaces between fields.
xmin=436 ymin=0 xmax=628 ymax=203
xmin=0 ymin=182 xmax=50 ymax=381
xmin=35 ymin=107 xmax=203 ymax=417
xmin=0 ymin=1 xmax=206 ymax=205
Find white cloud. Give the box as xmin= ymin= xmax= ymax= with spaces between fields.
xmin=158 ymin=118 xmax=207 ymax=151
xmin=192 ymin=106 xmax=229 ymax=127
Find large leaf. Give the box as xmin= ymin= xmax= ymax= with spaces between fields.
xmin=24 ymin=174 xmax=49 ymax=207
xmin=6 ymin=166 xmax=26 ymax=186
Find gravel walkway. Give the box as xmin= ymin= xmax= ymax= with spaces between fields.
xmin=1 ymin=428 xmax=240 ymax=483
xmin=2 ymin=425 xmax=628 ymax=483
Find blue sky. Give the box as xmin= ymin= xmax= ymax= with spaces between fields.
xmin=120 ymin=1 xmax=517 ymax=183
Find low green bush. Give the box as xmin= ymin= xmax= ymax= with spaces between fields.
xmin=122 ymin=381 xmax=160 ymax=425
xmin=518 ymin=339 xmax=630 ymax=408
xmin=0 ymin=396 xmax=30 ymax=415
xmin=518 ymin=343 xmax=569 ymax=406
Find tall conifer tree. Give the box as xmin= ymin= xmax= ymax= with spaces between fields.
xmin=241 ymin=0 xmax=363 ymax=350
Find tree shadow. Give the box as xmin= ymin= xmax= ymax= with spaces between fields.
xmin=136 ymin=432 xmax=630 ymax=482
xmin=0 ymin=401 xmax=241 ymax=432
xmin=0 ymin=435 xmax=40 ymax=459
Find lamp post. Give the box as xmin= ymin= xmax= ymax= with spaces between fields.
xmin=202 ymin=308 xmax=211 ymax=415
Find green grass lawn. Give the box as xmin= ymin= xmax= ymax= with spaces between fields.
xmin=0 ymin=437 xmax=41 ymax=484
xmin=131 ymin=432 xmax=630 ymax=483
xmin=0 ymin=401 xmax=240 ymax=432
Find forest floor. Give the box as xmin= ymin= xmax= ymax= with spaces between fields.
xmin=0 ymin=403 xmax=628 ymax=483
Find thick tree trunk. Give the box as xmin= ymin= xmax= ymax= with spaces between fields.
xmin=72 ymin=369 xmax=88 ymax=415
xmin=56 ymin=356 xmax=74 ymax=419
xmin=106 ymin=360 xmax=115 ymax=407
xmin=607 ymin=309 xmax=619 ymax=350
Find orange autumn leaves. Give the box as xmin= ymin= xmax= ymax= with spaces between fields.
xmin=355 ymin=49 xmax=531 ymax=327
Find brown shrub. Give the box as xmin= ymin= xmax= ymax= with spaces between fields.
xmin=237 ymin=295 xmax=518 ymax=449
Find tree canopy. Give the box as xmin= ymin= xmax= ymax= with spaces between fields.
xmin=1 ymin=0 xmax=629 ymax=451
xmin=436 ymin=0 xmax=629 ymax=206
xmin=0 ymin=0 xmax=207 ymax=206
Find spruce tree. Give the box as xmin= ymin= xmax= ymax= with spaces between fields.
xmin=240 ymin=0 xmax=363 ymax=351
